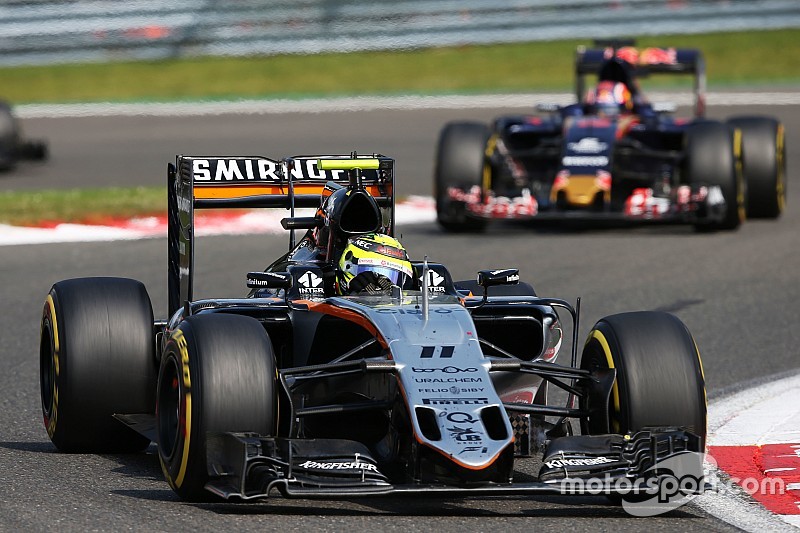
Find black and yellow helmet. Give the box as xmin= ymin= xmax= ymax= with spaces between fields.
xmin=338 ymin=233 xmax=413 ymax=293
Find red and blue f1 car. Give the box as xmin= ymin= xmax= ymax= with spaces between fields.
xmin=435 ymin=41 xmax=786 ymax=232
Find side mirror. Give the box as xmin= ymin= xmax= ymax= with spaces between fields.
xmin=247 ymin=271 xmax=292 ymax=290
xmin=477 ymin=269 xmax=520 ymax=288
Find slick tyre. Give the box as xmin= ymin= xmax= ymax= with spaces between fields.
xmin=727 ymin=116 xmax=786 ymax=219
xmin=580 ymin=312 xmax=706 ymax=445
xmin=435 ymin=121 xmax=490 ymax=232
xmin=157 ymin=314 xmax=277 ymax=501
xmin=0 ymin=101 xmax=19 ymax=171
xmin=40 ymin=277 xmax=155 ymax=453
xmin=684 ymin=121 xmax=745 ymax=231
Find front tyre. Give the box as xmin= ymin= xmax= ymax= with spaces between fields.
xmin=40 ymin=277 xmax=155 ymax=452
xmin=727 ymin=116 xmax=786 ymax=219
xmin=580 ymin=311 xmax=706 ymax=446
xmin=157 ymin=314 xmax=277 ymax=501
xmin=684 ymin=121 xmax=745 ymax=231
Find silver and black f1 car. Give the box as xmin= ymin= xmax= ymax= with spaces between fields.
xmin=40 ymin=153 xmax=707 ymax=503
xmin=0 ymin=100 xmax=47 ymax=171
xmin=436 ymin=40 xmax=786 ymax=232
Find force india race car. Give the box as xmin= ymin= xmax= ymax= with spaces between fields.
xmin=0 ymin=99 xmax=47 ymax=171
xmin=40 ymin=153 xmax=707 ymax=504
xmin=435 ymin=41 xmax=786 ymax=232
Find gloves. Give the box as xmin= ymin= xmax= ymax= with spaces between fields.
xmin=348 ymin=271 xmax=393 ymax=294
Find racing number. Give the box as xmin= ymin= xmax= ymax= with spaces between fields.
xmin=420 ymin=346 xmax=455 ymax=358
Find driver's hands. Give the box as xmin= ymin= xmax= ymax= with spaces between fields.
xmin=348 ymin=271 xmax=393 ymax=294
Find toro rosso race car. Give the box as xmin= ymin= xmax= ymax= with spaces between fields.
xmin=436 ymin=41 xmax=786 ymax=232
xmin=0 ymin=100 xmax=47 ymax=171
xmin=41 ymin=153 xmax=707 ymax=504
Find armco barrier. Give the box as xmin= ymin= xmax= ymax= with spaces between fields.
xmin=1 ymin=0 xmax=799 ymax=66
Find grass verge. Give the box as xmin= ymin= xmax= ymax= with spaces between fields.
xmin=0 ymin=187 xmax=165 ymax=226
xmin=1 ymin=29 xmax=798 ymax=105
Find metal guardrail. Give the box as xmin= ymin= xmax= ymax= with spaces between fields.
xmin=1 ymin=0 xmax=799 ymax=66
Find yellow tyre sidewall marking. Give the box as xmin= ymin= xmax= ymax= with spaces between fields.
xmin=776 ymin=124 xmax=786 ymax=212
xmin=43 ymin=294 xmax=60 ymax=438
xmin=733 ymin=128 xmax=747 ymax=223
xmin=165 ymin=329 xmax=192 ymax=489
xmin=588 ymin=329 xmax=621 ymax=433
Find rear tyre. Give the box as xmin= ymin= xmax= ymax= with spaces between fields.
xmin=40 ymin=277 xmax=155 ymax=453
xmin=684 ymin=121 xmax=745 ymax=231
xmin=727 ymin=116 xmax=785 ymax=219
xmin=157 ymin=314 xmax=277 ymax=501
xmin=435 ymin=121 xmax=490 ymax=232
xmin=580 ymin=311 xmax=706 ymax=445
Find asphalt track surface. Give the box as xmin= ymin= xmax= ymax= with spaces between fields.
xmin=1 ymin=100 xmax=798 ymax=532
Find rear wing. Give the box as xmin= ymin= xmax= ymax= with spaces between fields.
xmin=167 ymin=154 xmax=395 ymax=315
xmin=575 ymin=42 xmax=706 ymax=117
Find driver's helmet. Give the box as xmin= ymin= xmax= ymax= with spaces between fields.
xmin=337 ymin=233 xmax=413 ymax=294
xmin=587 ymin=80 xmax=632 ymax=116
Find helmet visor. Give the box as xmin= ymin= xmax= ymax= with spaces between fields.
xmin=350 ymin=258 xmax=411 ymax=288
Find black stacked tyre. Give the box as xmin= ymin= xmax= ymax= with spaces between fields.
xmin=434 ymin=121 xmax=490 ymax=232
xmin=157 ymin=313 xmax=277 ymax=501
xmin=728 ymin=116 xmax=786 ymax=219
xmin=40 ymin=277 xmax=156 ymax=453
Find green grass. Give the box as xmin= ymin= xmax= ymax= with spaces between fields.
xmin=0 ymin=187 xmax=166 ymax=226
xmin=1 ymin=29 xmax=798 ymax=105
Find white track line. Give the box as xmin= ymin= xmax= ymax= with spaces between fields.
xmin=16 ymin=92 xmax=800 ymax=119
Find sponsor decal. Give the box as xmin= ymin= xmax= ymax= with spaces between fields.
xmin=296 ymin=270 xmax=324 ymax=295
xmin=422 ymin=398 xmax=488 ymax=406
xmin=444 ymin=412 xmax=484 ymax=443
xmin=414 ymin=377 xmax=483 ymax=383
xmin=561 ymin=155 xmax=609 ymax=167
xmin=567 ymin=137 xmax=608 ymax=154
xmin=544 ymin=456 xmax=615 ymax=469
xmin=190 ymin=157 xmax=361 ymax=183
xmin=298 ymin=460 xmax=378 ymax=472
xmin=458 ymin=446 xmax=488 ymax=455
xmin=168 ymin=328 xmax=193 ymax=489
xmin=419 ymin=270 xmax=446 ymax=292
xmin=192 ymin=158 xmax=281 ymax=182
xmin=412 ymin=366 xmax=478 ymax=373
xmin=418 ymin=387 xmax=484 ymax=394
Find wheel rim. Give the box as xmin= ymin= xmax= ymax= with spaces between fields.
xmin=157 ymin=356 xmax=182 ymax=461
xmin=39 ymin=320 xmax=55 ymax=419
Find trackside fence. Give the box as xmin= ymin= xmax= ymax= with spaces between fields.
xmin=0 ymin=0 xmax=799 ymax=66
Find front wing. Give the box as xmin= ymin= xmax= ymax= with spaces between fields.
xmin=204 ymin=428 xmax=705 ymax=500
